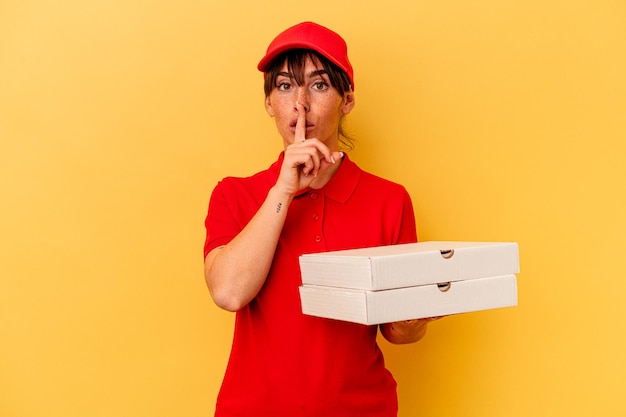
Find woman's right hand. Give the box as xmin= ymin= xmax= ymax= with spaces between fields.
xmin=275 ymin=102 xmax=342 ymax=196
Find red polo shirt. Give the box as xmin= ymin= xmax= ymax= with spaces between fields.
xmin=204 ymin=153 xmax=417 ymax=417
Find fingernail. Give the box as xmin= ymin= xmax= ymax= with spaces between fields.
xmin=331 ymin=155 xmax=336 ymax=164
xmin=339 ymin=152 xmax=345 ymax=159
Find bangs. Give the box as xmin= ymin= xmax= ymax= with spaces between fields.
xmin=263 ymin=49 xmax=351 ymax=97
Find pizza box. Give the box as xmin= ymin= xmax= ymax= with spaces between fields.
xmin=299 ymin=241 xmax=519 ymax=291
xmin=299 ymin=274 xmax=518 ymax=325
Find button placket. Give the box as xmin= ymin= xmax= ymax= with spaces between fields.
xmin=309 ymin=191 xmax=324 ymax=246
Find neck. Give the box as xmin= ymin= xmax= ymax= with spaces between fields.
xmin=308 ymin=156 xmax=343 ymax=189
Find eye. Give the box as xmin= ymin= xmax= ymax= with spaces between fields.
xmin=276 ymin=81 xmax=292 ymax=91
xmin=312 ymin=81 xmax=329 ymax=91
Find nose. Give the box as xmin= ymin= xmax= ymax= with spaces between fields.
xmin=295 ymin=88 xmax=309 ymax=112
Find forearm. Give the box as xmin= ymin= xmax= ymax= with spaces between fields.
xmin=205 ymin=186 xmax=293 ymax=311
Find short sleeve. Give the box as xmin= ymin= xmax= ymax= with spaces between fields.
xmin=203 ymin=180 xmax=241 ymax=258
xmin=396 ymin=188 xmax=418 ymax=245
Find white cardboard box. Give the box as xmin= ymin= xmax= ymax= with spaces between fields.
xmin=299 ymin=274 xmax=518 ymax=325
xmin=299 ymin=241 xmax=519 ymax=291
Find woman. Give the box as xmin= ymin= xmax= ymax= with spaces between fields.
xmin=204 ymin=21 xmax=434 ymax=417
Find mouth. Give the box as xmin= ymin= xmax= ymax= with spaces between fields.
xmin=289 ymin=119 xmax=314 ymax=130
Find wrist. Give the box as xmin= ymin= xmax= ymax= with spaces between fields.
xmin=269 ymin=185 xmax=295 ymax=207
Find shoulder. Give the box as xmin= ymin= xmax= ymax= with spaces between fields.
xmin=356 ymin=167 xmax=410 ymax=198
xmin=213 ymin=156 xmax=281 ymax=196
xmin=217 ymin=169 xmax=270 ymax=191
xmin=339 ymin=155 xmax=409 ymax=196
xmin=344 ymin=156 xmax=403 ymax=185
xmin=360 ymin=170 xmax=406 ymax=189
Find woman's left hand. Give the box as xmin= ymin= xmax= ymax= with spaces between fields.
xmin=380 ymin=317 xmax=443 ymax=344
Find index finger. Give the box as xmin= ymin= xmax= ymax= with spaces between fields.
xmin=295 ymin=100 xmax=306 ymax=142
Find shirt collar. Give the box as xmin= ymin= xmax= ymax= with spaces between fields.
xmin=268 ymin=152 xmax=361 ymax=203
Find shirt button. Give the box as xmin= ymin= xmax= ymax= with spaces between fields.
xmin=312 ymin=213 xmax=319 ymax=221
xmin=314 ymin=235 xmax=322 ymax=243
xmin=310 ymin=192 xmax=318 ymax=200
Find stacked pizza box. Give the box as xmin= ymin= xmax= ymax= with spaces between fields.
xmin=298 ymin=241 xmax=519 ymax=325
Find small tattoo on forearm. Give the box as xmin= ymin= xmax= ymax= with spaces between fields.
xmin=276 ymin=202 xmax=282 ymax=213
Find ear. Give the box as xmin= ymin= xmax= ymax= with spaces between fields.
xmin=265 ymin=96 xmax=275 ymax=117
xmin=341 ymin=92 xmax=355 ymax=115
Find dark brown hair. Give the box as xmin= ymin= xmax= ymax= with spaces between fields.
xmin=263 ymin=49 xmax=354 ymax=149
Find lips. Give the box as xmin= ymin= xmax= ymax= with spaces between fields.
xmin=289 ymin=119 xmax=314 ymax=129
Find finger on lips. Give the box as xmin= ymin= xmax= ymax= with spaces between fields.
xmin=295 ymin=101 xmax=306 ymax=143
xmin=295 ymin=101 xmax=318 ymax=176
xmin=294 ymin=101 xmax=337 ymax=173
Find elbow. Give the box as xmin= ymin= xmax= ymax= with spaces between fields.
xmin=205 ymin=271 xmax=249 ymax=312
xmin=210 ymin=288 xmax=248 ymax=312
xmin=204 ymin=250 xmax=253 ymax=312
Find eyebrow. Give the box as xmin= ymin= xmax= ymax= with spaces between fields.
xmin=277 ymin=69 xmax=328 ymax=79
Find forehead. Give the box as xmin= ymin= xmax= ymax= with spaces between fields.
xmin=277 ymin=54 xmax=326 ymax=75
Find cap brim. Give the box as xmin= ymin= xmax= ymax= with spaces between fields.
xmin=257 ymin=41 xmax=350 ymax=77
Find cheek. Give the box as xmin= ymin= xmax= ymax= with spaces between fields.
xmin=319 ymin=98 xmax=343 ymax=121
xmin=269 ymin=96 xmax=293 ymax=119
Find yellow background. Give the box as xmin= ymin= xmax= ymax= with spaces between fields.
xmin=1 ymin=1 xmax=625 ymax=416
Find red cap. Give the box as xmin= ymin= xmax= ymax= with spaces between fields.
xmin=257 ymin=22 xmax=354 ymax=90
